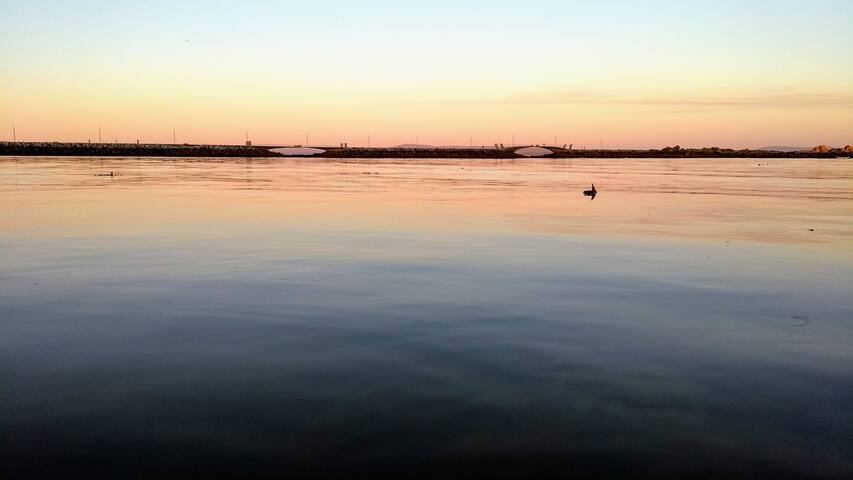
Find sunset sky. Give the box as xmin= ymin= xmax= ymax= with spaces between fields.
xmin=1 ymin=0 xmax=851 ymax=148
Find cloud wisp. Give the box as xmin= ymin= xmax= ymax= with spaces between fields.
xmin=470 ymin=90 xmax=853 ymax=111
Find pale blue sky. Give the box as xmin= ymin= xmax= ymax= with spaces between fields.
xmin=3 ymin=1 xmax=851 ymax=67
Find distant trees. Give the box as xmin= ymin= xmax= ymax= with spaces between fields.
xmin=810 ymin=145 xmax=853 ymax=155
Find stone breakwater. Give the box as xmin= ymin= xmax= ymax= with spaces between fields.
xmin=319 ymin=146 xmax=850 ymax=159
xmin=0 ymin=142 xmax=276 ymax=157
xmin=1 ymin=142 xmax=850 ymax=159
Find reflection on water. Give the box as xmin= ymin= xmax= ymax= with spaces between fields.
xmin=1 ymin=157 xmax=852 ymax=478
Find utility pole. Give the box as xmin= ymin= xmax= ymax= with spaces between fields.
xmin=512 ymin=134 xmax=515 ymax=147
xmin=12 ymin=125 xmax=16 ymax=142
xmin=470 ymin=136 xmax=473 ymax=147
xmin=173 ymin=129 xmax=176 ymax=144
xmin=99 ymin=127 xmax=102 ymax=143
xmin=306 ymin=132 xmax=309 ymax=147
xmin=368 ymin=134 xmax=371 ymax=148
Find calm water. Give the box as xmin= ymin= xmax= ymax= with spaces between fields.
xmin=2 ymin=157 xmax=852 ymax=478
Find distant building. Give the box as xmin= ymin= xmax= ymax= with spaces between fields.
xmin=245 ymin=140 xmax=252 ymax=147
xmin=844 ymin=145 xmax=853 ymax=153
xmin=812 ymin=145 xmax=830 ymax=153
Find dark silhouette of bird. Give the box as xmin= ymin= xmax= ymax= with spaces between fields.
xmin=583 ymin=183 xmax=597 ymax=199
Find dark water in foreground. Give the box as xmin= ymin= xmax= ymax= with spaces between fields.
xmin=2 ymin=157 xmax=852 ymax=478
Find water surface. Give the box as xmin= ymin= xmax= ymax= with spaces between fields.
xmin=2 ymin=157 xmax=852 ymax=478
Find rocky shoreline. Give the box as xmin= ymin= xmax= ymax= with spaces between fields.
xmin=0 ymin=142 xmax=275 ymax=158
xmin=1 ymin=142 xmax=850 ymax=159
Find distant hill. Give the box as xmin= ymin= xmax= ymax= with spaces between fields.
xmin=393 ymin=144 xmax=435 ymax=149
xmin=394 ymin=144 xmax=486 ymax=149
xmin=760 ymin=146 xmax=810 ymax=152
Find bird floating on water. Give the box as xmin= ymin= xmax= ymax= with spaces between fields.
xmin=583 ymin=183 xmax=597 ymax=200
